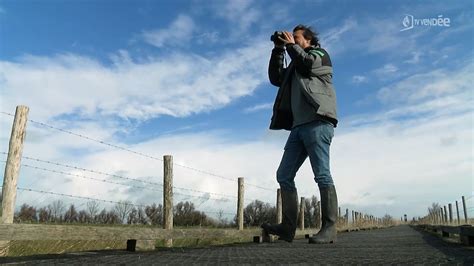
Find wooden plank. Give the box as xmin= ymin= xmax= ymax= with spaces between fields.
xmin=440 ymin=226 xmax=461 ymax=235
xmin=460 ymin=225 xmax=474 ymax=246
xmin=0 ymin=224 xmax=317 ymax=242
xmin=459 ymin=225 xmax=474 ymax=236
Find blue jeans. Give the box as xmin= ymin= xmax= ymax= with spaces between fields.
xmin=277 ymin=120 xmax=335 ymax=192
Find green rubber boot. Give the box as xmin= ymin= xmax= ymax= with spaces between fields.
xmin=261 ymin=189 xmax=298 ymax=242
xmin=309 ymin=185 xmax=338 ymax=244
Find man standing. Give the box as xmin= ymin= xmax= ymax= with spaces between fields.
xmin=261 ymin=25 xmax=338 ymax=244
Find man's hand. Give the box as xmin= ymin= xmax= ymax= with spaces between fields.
xmin=278 ymin=31 xmax=295 ymax=46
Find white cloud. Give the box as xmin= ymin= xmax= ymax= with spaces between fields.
xmin=376 ymin=64 xmax=473 ymax=105
xmin=351 ymin=75 xmax=367 ymax=84
xmin=322 ymin=18 xmax=358 ymax=54
xmin=0 ymin=41 xmax=271 ymax=122
xmin=321 ymin=14 xmax=440 ymax=63
xmin=195 ymin=31 xmax=220 ymax=45
xmin=404 ymin=51 xmax=423 ymax=64
xmin=142 ymin=14 xmax=195 ymax=48
xmin=4 ymin=61 xmax=472 ymax=221
xmin=211 ymin=0 xmax=261 ymax=34
xmin=372 ymin=64 xmax=400 ymax=80
xmin=243 ymin=103 xmax=273 ymax=113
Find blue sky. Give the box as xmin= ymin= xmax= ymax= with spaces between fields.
xmin=0 ymin=0 xmax=473 ymax=220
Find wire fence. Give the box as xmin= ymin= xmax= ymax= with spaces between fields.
xmin=0 ymin=108 xmax=392 ymax=229
xmin=1 ymin=109 xmax=277 ymax=224
xmin=0 ymin=153 xmax=268 ymax=206
xmin=8 ymin=185 xmax=237 ymax=224
xmin=0 ymin=153 xmax=245 ymax=199
xmin=421 ymin=194 xmax=473 ymax=225
xmin=0 ymin=111 xmax=276 ymax=192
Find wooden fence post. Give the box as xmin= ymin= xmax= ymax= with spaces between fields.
xmin=1 ymin=106 xmax=29 ymax=224
xmin=163 ymin=155 xmax=173 ymax=229
xmin=443 ymin=206 xmax=448 ymax=224
xmin=345 ymin=208 xmax=349 ymax=225
xmin=276 ymin=189 xmax=282 ymax=224
xmin=163 ymin=155 xmax=173 ymax=247
xmin=317 ymin=201 xmax=321 ymax=228
xmin=237 ymin=177 xmax=244 ymax=230
xmin=448 ymin=203 xmax=453 ymax=224
xmin=351 ymin=210 xmax=354 ymax=225
xmin=440 ymin=208 xmax=444 ymax=224
xmin=456 ymin=201 xmax=460 ymax=225
xmin=299 ymin=197 xmax=305 ymax=230
xmin=462 ymin=196 xmax=468 ymax=224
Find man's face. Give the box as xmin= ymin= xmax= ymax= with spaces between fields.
xmin=293 ymin=29 xmax=311 ymax=49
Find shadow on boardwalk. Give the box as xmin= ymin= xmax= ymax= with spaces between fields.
xmin=1 ymin=225 xmax=473 ymax=265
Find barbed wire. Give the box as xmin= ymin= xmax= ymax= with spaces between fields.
xmin=1 ymin=185 xmax=148 ymax=208
xmin=202 ymin=210 xmax=235 ymax=216
xmin=1 ymin=160 xmax=236 ymax=203
xmin=0 ymin=111 xmax=276 ymax=192
xmin=9 ymin=185 xmax=239 ymax=219
xmin=20 ymin=161 xmax=162 ymax=190
xmin=3 ymin=152 xmax=163 ymax=187
xmin=0 ymin=155 xmax=244 ymax=201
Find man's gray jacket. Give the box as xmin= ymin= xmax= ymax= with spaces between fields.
xmin=268 ymin=44 xmax=338 ymax=130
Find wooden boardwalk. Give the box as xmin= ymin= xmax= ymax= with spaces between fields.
xmin=1 ymin=225 xmax=473 ymax=264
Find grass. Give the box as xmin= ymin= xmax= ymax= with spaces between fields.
xmin=4 ymin=240 xmax=126 ymax=257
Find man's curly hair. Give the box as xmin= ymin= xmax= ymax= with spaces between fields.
xmin=293 ymin=24 xmax=320 ymax=47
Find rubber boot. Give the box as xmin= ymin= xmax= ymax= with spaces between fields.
xmin=309 ymin=185 xmax=338 ymax=244
xmin=261 ymin=189 xmax=298 ymax=242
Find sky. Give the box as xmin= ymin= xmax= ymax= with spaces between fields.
xmin=0 ymin=0 xmax=473 ymax=222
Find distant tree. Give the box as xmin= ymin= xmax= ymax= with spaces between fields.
xmin=137 ymin=207 xmax=149 ymax=225
xmin=127 ymin=207 xmax=138 ymax=224
xmin=382 ymin=214 xmax=395 ymax=225
xmin=96 ymin=208 xmax=108 ymax=224
xmin=63 ymin=204 xmax=78 ymax=223
xmin=428 ymin=202 xmax=441 ymax=215
xmin=48 ymin=200 xmax=65 ymax=223
xmin=310 ymin=196 xmax=320 ymax=228
xmin=77 ymin=210 xmax=90 ymax=224
xmin=145 ymin=203 xmax=162 ymax=225
xmin=15 ymin=204 xmax=37 ymax=223
xmin=38 ymin=207 xmax=52 ymax=223
xmin=114 ymin=201 xmax=133 ymax=224
xmin=216 ymin=209 xmax=230 ymax=227
xmin=97 ymin=208 xmax=120 ymax=224
xmin=301 ymin=196 xmax=321 ymax=228
xmin=241 ymin=200 xmax=276 ymax=227
xmin=106 ymin=210 xmax=120 ymax=224
xmin=174 ymin=201 xmax=208 ymax=226
xmin=87 ymin=201 xmax=100 ymax=223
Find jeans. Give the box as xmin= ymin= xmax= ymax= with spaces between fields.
xmin=277 ymin=119 xmax=334 ymax=192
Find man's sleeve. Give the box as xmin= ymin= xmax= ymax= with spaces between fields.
xmin=268 ymin=47 xmax=286 ymax=87
xmin=285 ymin=44 xmax=321 ymax=76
